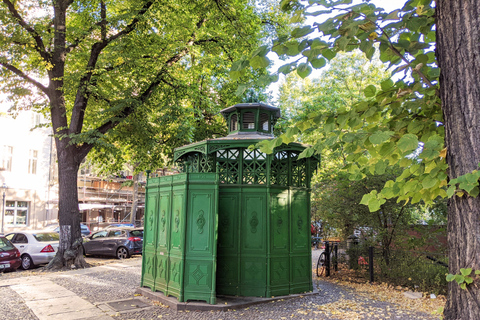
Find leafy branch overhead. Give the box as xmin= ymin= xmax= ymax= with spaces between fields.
xmin=233 ymin=0 xmax=480 ymax=211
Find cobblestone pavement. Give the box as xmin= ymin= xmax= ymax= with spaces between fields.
xmin=0 ymin=251 xmax=442 ymax=320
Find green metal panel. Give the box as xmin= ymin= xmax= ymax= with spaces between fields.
xmin=154 ymin=187 xmax=171 ymax=293
xmin=141 ymin=181 xmax=159 ymax=290
xmin=290 ymin=190 xmax=312 ymax=293
xmin=183 ymin=173 xmax=219 ymax=304
xmin=269 ymin=189 xmax=290 ymax=296
xmin=166 ymin=175 xmax=187 ymax=300
xmin=216 ymin=191 xmax=240 ymax=295
xmin=239 ymin=192 xmax=267 ymax=297
xmin=142 ymin=173 xmax=218 ymax=304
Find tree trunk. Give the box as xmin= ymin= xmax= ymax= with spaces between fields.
xmin=46 ymin=139 xmax=88 ymax=270
xmin=130 ymin=173 xmax=139 ymax=225
xmin=436 ymin=1 xmax=480 ymax=318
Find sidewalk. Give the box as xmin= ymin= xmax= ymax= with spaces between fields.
xmin=0 ymin=253 xmax=442 ymax=320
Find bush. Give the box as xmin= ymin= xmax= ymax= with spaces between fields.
xmin=346 ymin=243 xmax=447 ymax=295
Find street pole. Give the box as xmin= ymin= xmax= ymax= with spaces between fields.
xmin=1 ymin=183 xmax=6 ymax=234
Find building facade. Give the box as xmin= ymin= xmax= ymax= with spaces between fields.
xmin=0 ymin=109 xmax=147 ymax=233
xmin=0 ymin=110 xmax=58 ymax=232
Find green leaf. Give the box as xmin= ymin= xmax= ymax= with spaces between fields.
xmin=422 ymin=175 xmax=438 ymax=189
xmin=455 ymin=274 xmax=465 ymax=284
xmin=364 ymin=85 xmax=376 ymax=97
xmin=380 ymin=79 xmax=394 ymax=91
xmin=297 ymin=63 xmax=312 ymax=78
xmin=461 ymin=268 xmax=472 ymax=276
xmin=375 ymin=160 xmax=387 ymax=175
xmin=278 ymin=63 xmax=294 ymax=75
xmin=235 ymin=84 xmax=247 ymax=96
xmin=447 ymin=185 xmax=456 ymax=198
xmin=369 ymin=131 xmax=392 ymax=145
xmin=360 ymin=193 xmax=373 ymax=206
xmin=249 ymin=56 xmax=270 ymax=69
xmin=446 ymin=274 xmax=455 ymax=282
xmin=286 ymin=41 xmax=300 ymax=56
xmin=464 ymin=276 xmax=474 ymax=284
xmin=461 ymin=283 xmax=467 ymax=290
xmin=310 ymin=57 xmax=326 ymax=69
xmin=397 ymin=134 xmax=419 ymax=153
xmin=475 ymin=270 xmax=480 ymax=275
xmin=385 ymin=9 xmax=400 ymax=20
xmin=322 ymin=49 xmax=336 ymax=60
xmin=291 ymin=26 xmax=314 ymax=38
xmin=368 ymin=198 xmax=382 ymax=212
xmin=251 ymin=45 xmax=269 ymax=58
xmin=298 ymin=147 xmax=315 ymax=159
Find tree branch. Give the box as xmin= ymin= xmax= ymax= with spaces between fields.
xmin=76 ymin=16 xmax=209 ymax=159
xmin=2 ymin=0 xmax=50 ymax=62
xmin=70 ymin=0 xmax=156 ymax=135
xmin=0 ymin=61 xmax=49 ymax=94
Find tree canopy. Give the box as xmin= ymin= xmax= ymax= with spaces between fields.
xmin=0 ymin=0 xmax=289 ymax=269
xmin=233 ymin=0 xmax=480 ymax=317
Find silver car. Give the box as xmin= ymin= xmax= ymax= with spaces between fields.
xmin=5 ymin=231 xmax=59 ymax=269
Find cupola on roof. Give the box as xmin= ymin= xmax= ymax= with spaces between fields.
xmin=219 ymin=103 xmax=281 ymax=138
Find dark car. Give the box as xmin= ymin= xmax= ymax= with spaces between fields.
xmin=82 ymin=228 xmax=143 ymax=259
xmin=46 ymin=223 xmax=91 ymax=237
xmin=0 ymin=236 xmax=21 ymax=272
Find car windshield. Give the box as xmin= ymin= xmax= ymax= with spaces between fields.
xmin=130 ymin=230 xmax=143 ymax=237
xmin=33 ymin=233 xmax=60 ymax=242
xmin=0 ymin=237 xmax=15 ymax=251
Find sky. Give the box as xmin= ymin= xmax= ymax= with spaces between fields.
xmin=267 ymin=0 xmax=408 ymax=104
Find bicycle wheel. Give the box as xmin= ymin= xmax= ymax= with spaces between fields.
xmin=316 ymin=252 xmax=327 ymax=277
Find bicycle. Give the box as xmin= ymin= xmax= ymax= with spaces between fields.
xmin=316 ymin=241 xmax=338 ymax=277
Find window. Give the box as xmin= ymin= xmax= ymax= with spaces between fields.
xmin=11 ymin=233 xmax=28 ymax=244
xmin=1 ymin=146 xmax=13 ymax=171
xmin=5 ymin=201 xmax=29 ymax=226
xmin=28 ymin=149 xmax=38 ymax=174
xmin=33 ymin=233 xmax=59 ymax=242
xmin=92 ymin=230 xmax=108 ymax=239
xmin=230 ymin=114 xmax=238 ymax=131
xmin=242 ymin=112 xmax=255 ymax=129
xmin=260 ymin=113 xmax=269 ymax=131
xmin=31 ymin=113 xmax=41 ymax=128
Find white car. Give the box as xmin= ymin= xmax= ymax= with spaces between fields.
xmin=5 ymin=231 xmax=59 ymax=270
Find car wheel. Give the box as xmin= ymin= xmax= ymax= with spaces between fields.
xmin=21 ymin=254 xmax=34 ymax=270
xmin=116 ymin=247 xmax=129 ymax=259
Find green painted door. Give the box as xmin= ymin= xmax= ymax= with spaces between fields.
xmin=269 ymin=190 xmax=290 ymax=296
xmin=239 ymin=191 xmax=267 ymax=297
xmin=216 ymin=192 xmax=240 ymax=295
xmin=290 ymin=190 xmax=312 ymax=293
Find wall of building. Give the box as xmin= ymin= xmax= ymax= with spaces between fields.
xmin=0 ymin=110 xmax=57 ymax=232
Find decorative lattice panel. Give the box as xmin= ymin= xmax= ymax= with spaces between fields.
xmin=217 ymin=149 xmax=240 ymax=184
xmin=199 ymin=154 xmax=215 ymax=173
xmin=271 ymin=151 xmax=288 ymax=186
xmin=243 ymin=149 xmax=267 ymax=184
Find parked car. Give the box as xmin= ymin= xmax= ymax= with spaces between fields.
xmin=5 ymin=231 xmax=59 ymax=269
xmin=82 ymin=227 xmax=143 ymax=259
xmin=45 ymin=223 xmax=91 ymax=237
xmin=0 ymin=236 xmax=21 ymax=272
xmin=105 ymin=223 xmax=136 ymax=229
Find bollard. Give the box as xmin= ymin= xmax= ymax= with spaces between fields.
xmin=334 ymin=243 xmax=338 ymax=272
xmin=369 ymin=246 xmax=374 ymax=283
xmin=325 ymin=241 xmax=330 ymax=277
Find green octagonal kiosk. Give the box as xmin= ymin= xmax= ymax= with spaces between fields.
xmin=141 ymin=103 xmax=319 ymax=304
